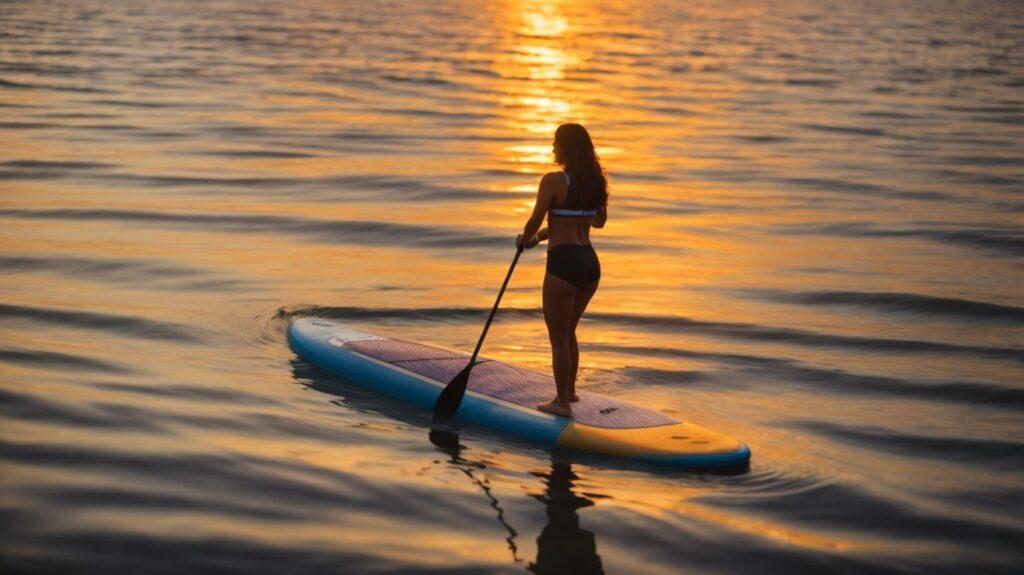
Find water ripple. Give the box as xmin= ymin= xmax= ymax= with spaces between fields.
xmin=792 ymin=420 xmax=1024 ymax=470
xmin=589 ymin=342 xmax=1024 ymax=412
xmin=0 ymin=347 xmax=132 ymax=374
xmin=775 ymin=222 xmax=1024 ymax=259
xmin=0 ymin=302 xmax=204 ymax=344
xmin=738 ymin=289 xmax=1024 ymax=324
xmin=697 ymin=478 xmax=1024 ymax=548
xmin=0 ymin=255 xmax=252 ymax=292
xmin=0 ymin=208 xmax=508 ymax=251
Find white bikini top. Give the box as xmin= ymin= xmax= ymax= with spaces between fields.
xmin=549 ymin=171 xmax=598 ymax=217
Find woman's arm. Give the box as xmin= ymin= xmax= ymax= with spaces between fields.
xmin=517 ymin=173 xmax=558 ymax=248
xmin=593 ymin=205 xmax=607 ymax=228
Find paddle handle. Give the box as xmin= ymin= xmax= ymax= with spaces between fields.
xmin=469 ymin=245 xmax=524 ymax=363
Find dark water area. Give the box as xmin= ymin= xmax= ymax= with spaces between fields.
xmin=2 ymin=0 xmax=1023 ymax=573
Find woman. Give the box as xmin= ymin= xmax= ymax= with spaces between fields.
xmin=516 ymin=123 xmax=608 ymax=417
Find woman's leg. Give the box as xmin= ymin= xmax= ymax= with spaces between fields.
xmin=568 ymin=279 xmax=599 ymax=401
xmin=540 ymin=272 xmax=577 ymax=416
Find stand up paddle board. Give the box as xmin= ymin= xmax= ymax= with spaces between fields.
xmin=289 ymin=317 xmax=750 ymax=468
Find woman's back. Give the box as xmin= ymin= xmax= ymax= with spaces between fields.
xmin=546 ymin=170 xmax=603 ymax=249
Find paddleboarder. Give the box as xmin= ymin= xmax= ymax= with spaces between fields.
xmin=517 ymin=123 xmax=609 ymax=418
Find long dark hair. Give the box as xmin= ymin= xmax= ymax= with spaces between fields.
xmin=554 ymin=123 xmax=608 ymax=210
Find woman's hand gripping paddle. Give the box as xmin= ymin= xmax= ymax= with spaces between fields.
xmin=433 ymin=245 xmax=525 ymax=421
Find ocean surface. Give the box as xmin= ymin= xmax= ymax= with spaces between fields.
xmin=2 ymin=0 xmax=1023 ymax=573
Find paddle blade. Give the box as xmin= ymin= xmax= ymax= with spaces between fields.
xmin=432 ymin=362 xmax=473 ymax=421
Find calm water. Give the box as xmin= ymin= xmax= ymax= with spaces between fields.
xmin=2 ymin=0 xmax=1023 ymax=573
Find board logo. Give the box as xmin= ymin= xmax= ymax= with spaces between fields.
xmin=327 ymin=336 xmax=349 ymax=348
xmin=599 ymin=407 xmax=619 ymax=415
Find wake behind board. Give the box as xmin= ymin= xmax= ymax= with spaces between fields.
xmin=289 ymin=317 xmax=750 ymax=468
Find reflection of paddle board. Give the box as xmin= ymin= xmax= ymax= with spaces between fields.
xmin=289 ymin=318 xmax=751 ymax=468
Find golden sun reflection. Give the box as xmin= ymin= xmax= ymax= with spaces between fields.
xmin=505 ymin=144 xmax=554 ymax=165
xmin=516 ymin=96 xmax=571 ymax=116
xmin=520 ymin=9 xmax=568 ymax=38
xmin=502 ymin=94 xmax=573 ymax=139
xmin=496 ymin=0 xmax=586 ymax=156
xmin=512 ymin=45 xmax=576 ymax=80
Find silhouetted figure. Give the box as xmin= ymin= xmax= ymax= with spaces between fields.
xmin=428 ymin=430 xmax=604 ymax=574
xmin=528 ymin=461 xmax=604 ymax=575
xmin=516 ymin=123 xmax=609 ymax=418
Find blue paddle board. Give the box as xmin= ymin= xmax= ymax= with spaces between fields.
xmin=289 ymin=317 xmax=750 ymax=468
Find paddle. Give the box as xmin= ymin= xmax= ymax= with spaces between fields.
xmin=433 ymin=244 xmax=525 ymax=421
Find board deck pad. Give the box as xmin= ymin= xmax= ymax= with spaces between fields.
xmin=344 ymin=338 xmax=678 ymax=429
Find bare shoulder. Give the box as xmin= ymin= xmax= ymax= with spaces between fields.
xmin=540 ymin=171 xmax=566 ymax=188
xmin=536 ymin=171 xmax=564 ymax=203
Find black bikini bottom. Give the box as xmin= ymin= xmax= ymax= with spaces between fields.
xmin=546 ymin=243 xmax=600 ymax=288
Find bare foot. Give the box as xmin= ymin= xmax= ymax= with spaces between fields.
xmin=537 ymin=398 xmax=572 ymax=418
xmin=570 ymin=394 xmax=580 ymax=402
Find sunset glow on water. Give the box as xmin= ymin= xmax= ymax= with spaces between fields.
xmin=1 ymin=1 xmax=1023 ymax=573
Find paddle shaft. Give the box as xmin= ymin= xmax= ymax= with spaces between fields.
xmin=432 ymin=245 xmax=525 ymax=421
xmin=469 ymin=245 xmax=524 ymax=364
